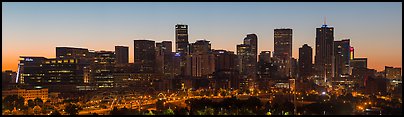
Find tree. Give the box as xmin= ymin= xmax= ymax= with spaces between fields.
xmin=162 ymin=108 xmax=175 ymax=115
xmin=2 ymin=95 xmax=25 ymax=111
xmin=64 ymin=103 xmax=81 ymax=115
xmin=34 ymin=97 xmax=44 ymax=107
xmin=27 ymin=99 xmax=35 ymax=108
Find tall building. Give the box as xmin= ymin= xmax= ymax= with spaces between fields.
xmin=115 ymin=46 xmax=129 ymax=65
xmin=91 ymin=51 xmax=116 ymax=88
xmin=314 ymin=22 xmax=334 ymax=84
xmin=298 ymin=44 xmax=313 ymax=81
xmin=134 ymin=40 xmax=156 ymax=73
xmin=212 ymin=50 xmax=239 ymax=90
xmin=56 ymin=47 xmax=89 ymax=59
xmin=385 ymin=66 xmax=402 ymax=80
xmin=186 ymin=40 xmax=215 ymax=77
xmin=351 ymin=58 xmax=367 ymax=69
xmin=162 ymin=41 xmax=173 ymax=53
xmin=273 ymin=28 xmax=293 ymax=78
xmin=175 ymin=24 xmax=189 ymax=76
xmin=237 ymin=44 xmax=254 ymax=90
xmin=259 ymin=51 xmax=271 ymax=63
xmin=334 ymin=39 xmax=351 ymax=79
xmin=17 ymin=56 xmax=47 ymax=85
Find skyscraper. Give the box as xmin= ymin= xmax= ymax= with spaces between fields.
xmin=273 ymin=28 xmax=293 ymax=78
xmin=92 ymin=50 xmax=116 ymax=88
xmin=115 ymin=46 xmax=129 ymax=65
xmin=334 ymin=39 xmax=351 ymax=78
xmin=298 ymin=44 xmax=313 ymax=81
xmin=212 ymin=50 xmax=239 ymax=90
xmin=237 ymin=44 xmax=254 ymax=90
xmin=175 ymin=24 xmax=189 ymax=55
xmin=134 ymin=40 xmax=156 ymax=73
xmin=314 ymin=23 xmax=334 ymax=83
xmin=175 ymin=24 xmax=189 ymax=76
xmin=259 ymin=51 xmax=271 ymax=63
xmin=186 ymin=40 xmax=215 ymax=77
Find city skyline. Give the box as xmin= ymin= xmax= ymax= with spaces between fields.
xmin=2 ymin=2 xmax=402 ymax=72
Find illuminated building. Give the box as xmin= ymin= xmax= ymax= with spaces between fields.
xmin=274 ymin=28 xmax=293 ymax=78
xmin=243 ymin=34 xmax=258 ymax=82
xmin=186 ymin=40 xmax=215 ymax=77
xmin=56 ymin=47 xmax=90 ymax=59
xmin=212 ymin=50 xmax=239 ymax=90
xmin=385 ymin=66 xmax=402 ymax=80
xmin=175 ymin=24 xmax=189 ymax=76
xmin=298 ymin=44 xmax=313 ymax=81
xmin=134 ymin=40 xmax=156 ymax=73
xmin=314 ymin=22 xmax=334 ymax=84
xmin=237 ymin=44 xmax=254 ymax=90
xmin=91 ymin=50 xmax=116 ymax=88
xmin=115 ymin=46 xmax=129 ymax=65
xmin=334 ymin=39 xmax=351 ymax=79
xmin=2 ymin=88 xmax=48 ymax=102
xmin=17 ymin=56 xmax=47 ymax=85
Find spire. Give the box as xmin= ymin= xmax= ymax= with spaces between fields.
xmin=322 ymin=16 xmax=327 ymax=27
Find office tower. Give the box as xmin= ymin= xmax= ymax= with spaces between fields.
xmin=244 ymin=34 xmax=258 ymax=61
xmin=186 ymin=40 xmax=215 ymax=77
xmin=162 ymin=41 xmax=172 ymax=53
xmin=134 ymin=40 xmax=156 ymax=73
xmin=385 ymin=66 xmax=402 ymax=80
xmin=92 ymin=51 xmax=116 ymax=88
xmin=175 ymin=24 xmax=189 ymax=76
xmin=273 ymin=28 xmax=293 ymax=78
xmin=351 ymin=58 xmax=367 ymax=69
xmin=17 ymin=56 xmax=47 ymax=85
xmin=314 ymin=22 xmax=334 ymax=83
xmin=56 ymin=47 xmax=89 ymax=59
xmin=212 ymin=50 xmax=239 ymax=89
xmin=334 ymin=39 xmax=351 ymax=79
xmin=259 ymin=51 xmax=271 ymax=63
xmin=115 ymin=46 xmax=129 ymax=65
xmin=298 ymin=44 xmax=313 ymax=81
xmin=175 ymin=24 xmax=189 ymax=55
xmin=237 ymin=44 xmax=254 ymax=90
xmin=257 ymin=51 xmax=275 ymax=90
xmin=156 ymin=42 xmax=165 ymax=74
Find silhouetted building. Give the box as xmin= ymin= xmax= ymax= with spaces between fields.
xmin=351 ymin=58 xmax=367 ymax=69
xmin=186 ymin=40 xmax=215 ymax=77
xmin=17 ymin=56 xmax=47 ymax=85
xmin=243 ymin=34 xmax=258 ymax=84
xmin=385 ymin=66 xmax=402 ymax=80
xmin=273 ymin=28 xmax=293 ymax=78
xmin=364 ymin=77 xmax=388 ymax=95
xmin=314 ymin=23 xmax=334 ymax=84
xmin=2 ymin=70 xmax=17 ymax=89
xmin=115 ymin=46 xmax=129 ymax=65
xmin=212 ymin=50 xmax=239 ymax=90
xmin=134 ymin=40 xmax=156 ymax=73
xmin=259 ymin=51 xmax=271 ymax=63
xmin=334 ymin=39 xmax=351 ymax=79
xmin=298 ymin=44 xmax=313 ymax=81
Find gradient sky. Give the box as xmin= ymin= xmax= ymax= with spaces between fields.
xmin=2 ymin=2 xmax=402 ymax=72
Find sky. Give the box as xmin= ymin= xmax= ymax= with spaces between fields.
xmin=2 ymin=2 xmax=402 ymax=72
